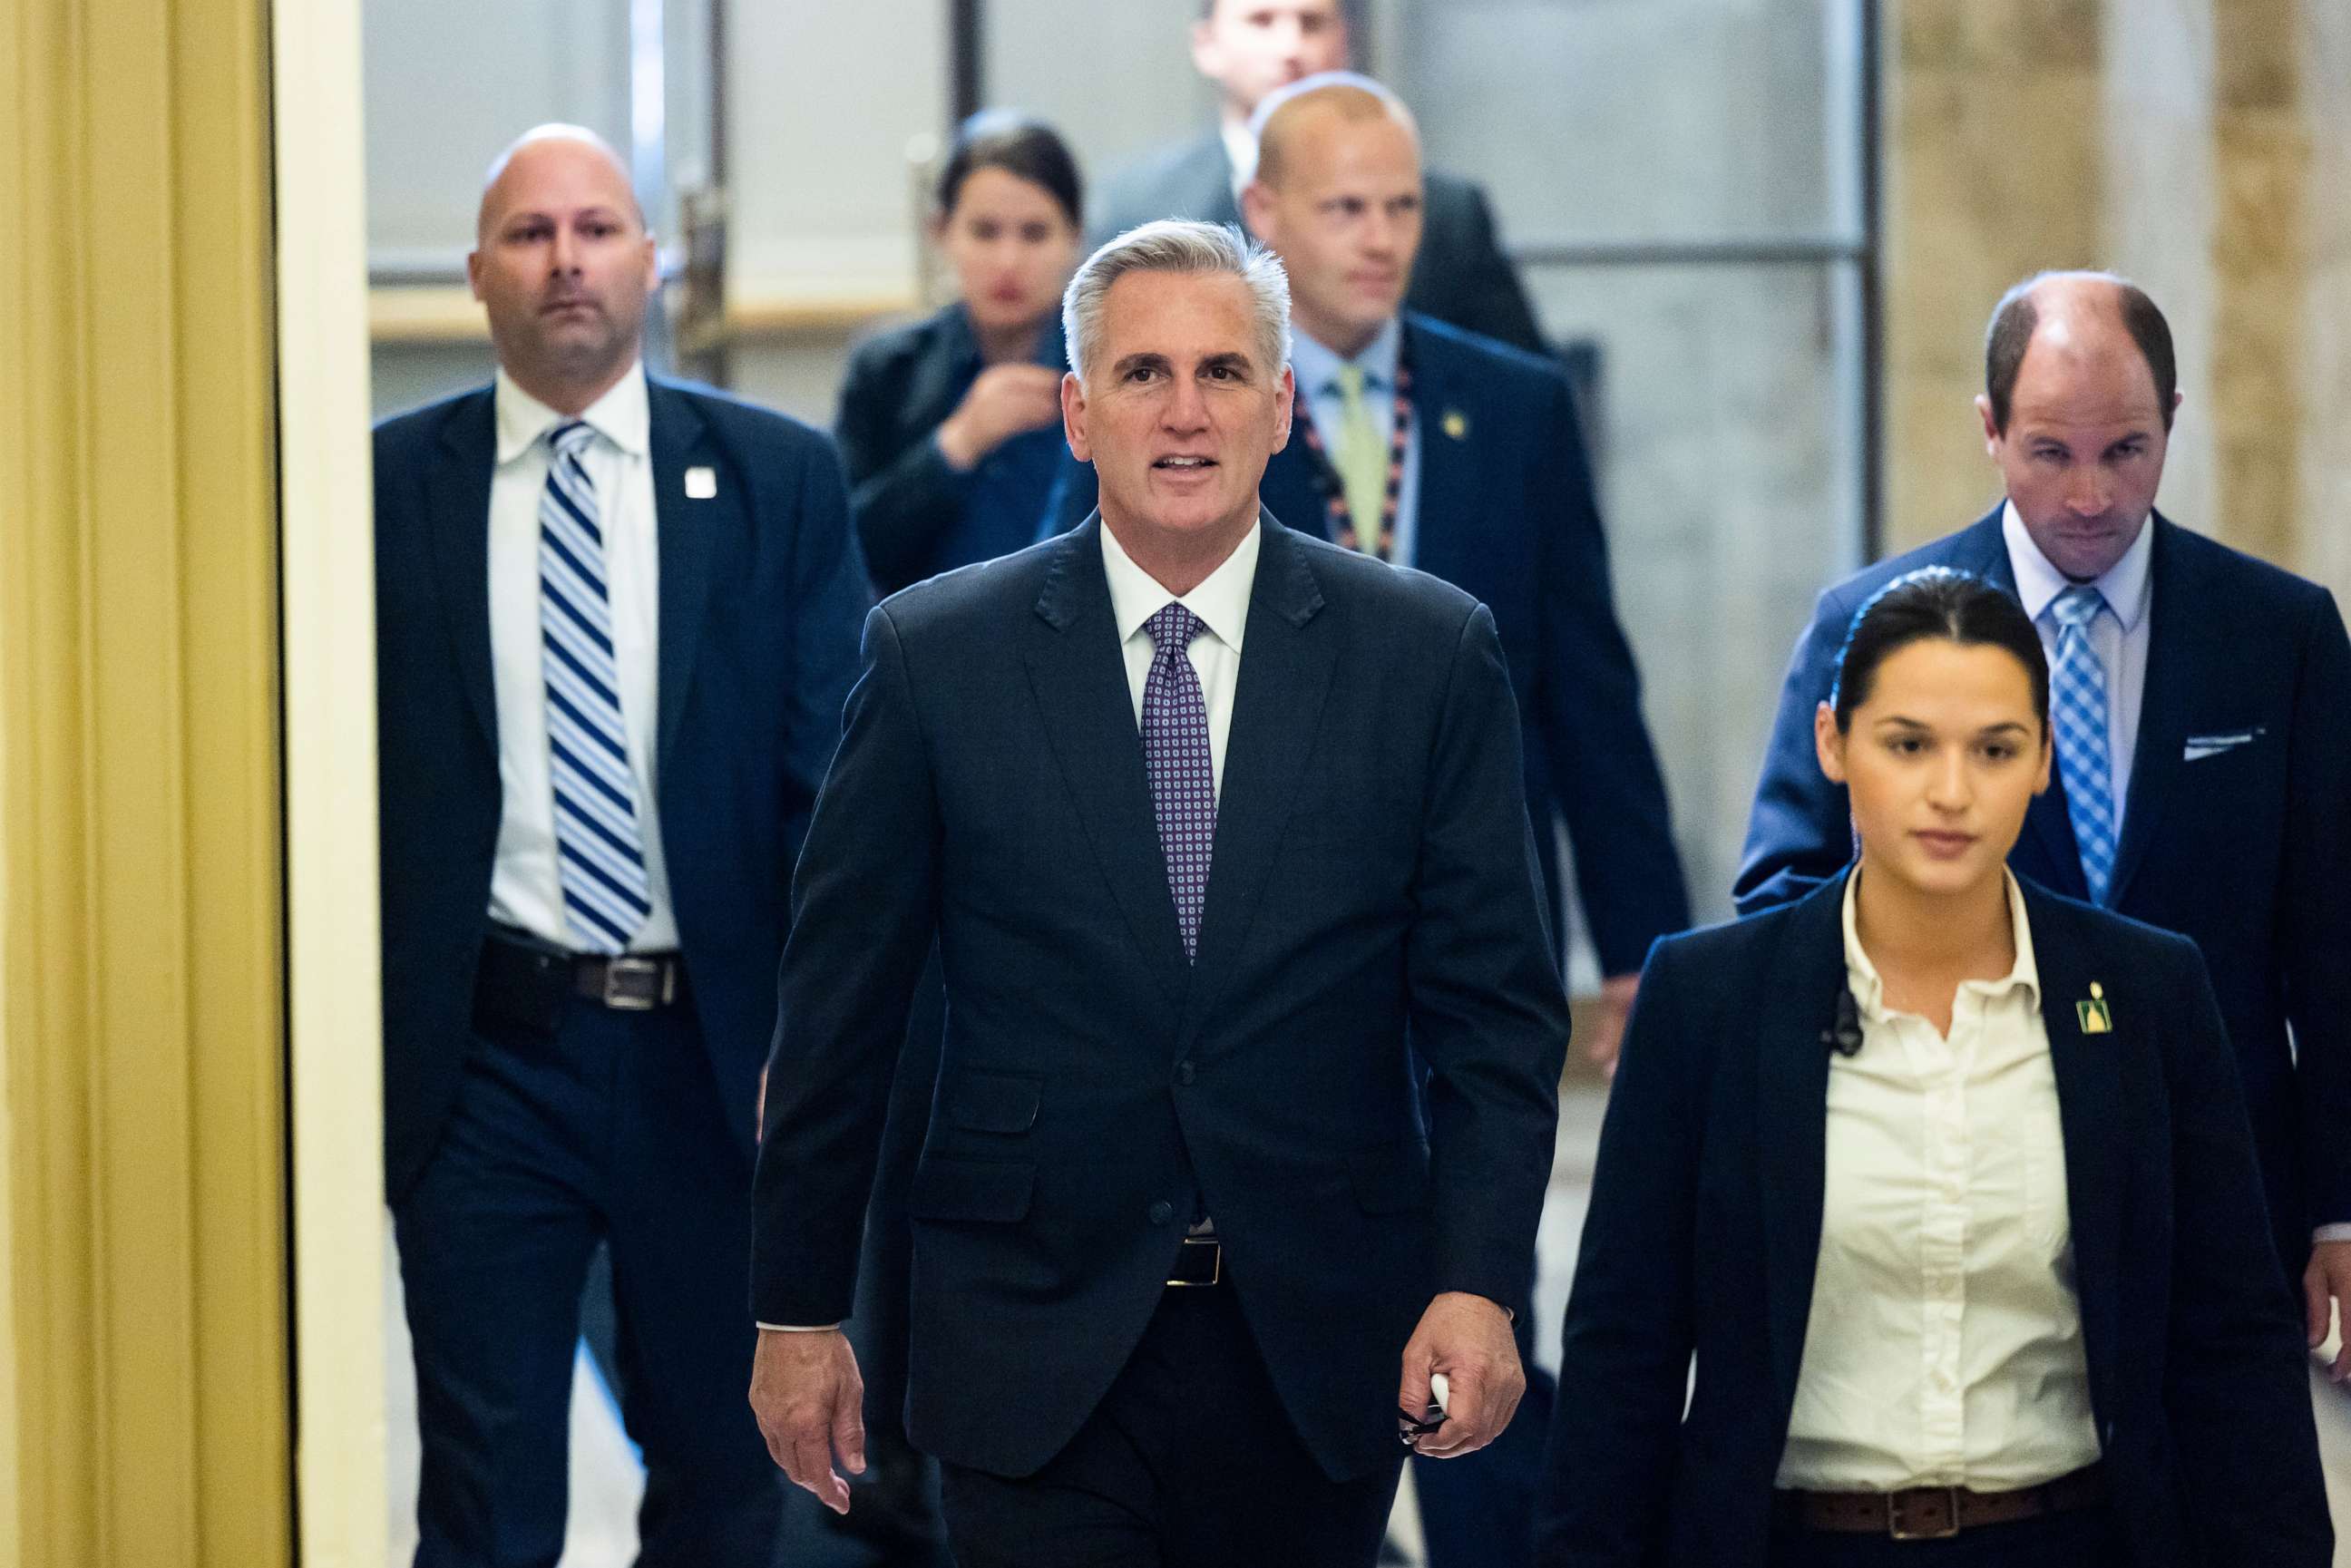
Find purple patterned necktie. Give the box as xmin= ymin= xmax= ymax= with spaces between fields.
xmin=1141 ymin=603 xmax=1215 ymax=960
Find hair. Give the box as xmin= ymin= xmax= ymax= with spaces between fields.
xmin=934 ymin=109 xmax=1083 ymax=229
xmin=1828 ymin=567 xmax=2049 ymax=733
xmin=1984 ymin=270 xmax=2177 ymax=434
xmin=1247 ymin=73 xmax=1417 ymax=189
xmin=1062 ymin=219 xmax=1292 ymax=386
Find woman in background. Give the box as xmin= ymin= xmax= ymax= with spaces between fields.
xmin=1536 ymin=569 xmax=2329 ymax=1567
xmin=835 ymin=109 xmax=1082 ymax=596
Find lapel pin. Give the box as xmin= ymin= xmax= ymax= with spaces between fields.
xmin=1441 ymin=410 xmax=1468 ymax=440
xmin=685 ymin=465 xmax=717 ymax=500
xmin=2076 ymin=980 xmax=2112 ymax=1035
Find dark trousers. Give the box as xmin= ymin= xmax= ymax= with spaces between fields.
xmin=1767 ymin=1505 xmax=2129 ymax=1568
xmin=938 ymin=1285 xmax=1402 ymax=1567
xmin=392 ymin=995 xmax=785 ymax=1568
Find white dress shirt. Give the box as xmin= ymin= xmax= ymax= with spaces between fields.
xmin=2002 ymin=502 xmax=2151 ymax=833
xmin=486 ymin=363 xmax=679 ymax=952
xmin=1774 ymin=870 xmax=2102 ymax=1493
xmin=1223 ymin=120 xmax=1259 ymax=206
xmin=759 ymin=518 xmax=1262 ymax=1334
xmin=1098 ymin=515 xmax=1257 ymax=800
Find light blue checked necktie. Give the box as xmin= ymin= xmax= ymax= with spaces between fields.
xmin=2049 ymin=584 xmax=2117 ymax=904
xmin=540 ymin=420 xmax=652 ymax=952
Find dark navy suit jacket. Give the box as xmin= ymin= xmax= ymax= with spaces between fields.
xmin=750 ymin=516 xmax=1571 ymax=1483
xmin=1736 ymin=507 xmax=2351 ymax=1272
xmin=1537 ymin=875 xmax=2331 ymax=1568
xmin=373 ymin=376 xmax=870 ymax=1200
xmin=1048 ymin=314 xmax=1687 ymax=976
xmin=1089 ymin=132 xmax=1546 ymax=356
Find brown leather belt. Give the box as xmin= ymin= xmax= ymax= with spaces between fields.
xmin=1774 ymin=1463 xmax=2106 ymax=1540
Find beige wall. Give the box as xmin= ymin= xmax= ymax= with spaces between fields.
xmin=1887 ymin=0 xmax=2350 ymax=608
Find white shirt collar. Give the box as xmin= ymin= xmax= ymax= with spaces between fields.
xmin=2001 ymin=500 xmax=2153 ymax=632
xmin=1099 ymin=515 xmax=1260 ymax=657
xmin=1841 ymin=866 xmax=2041 ymax=1021
xmin=494 ymin=360 xmax=650 ymax=464
xmin=1222 ymin=121 xmax=1260 ymax=200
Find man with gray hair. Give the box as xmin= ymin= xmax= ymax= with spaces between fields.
xmin=747 ymin=219 xmax=1570 ymax=1564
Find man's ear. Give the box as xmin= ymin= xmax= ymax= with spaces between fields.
xmin=1061 ymin=371 xmax=1091 ymax=463
xmin=1975 ymin=393 xmax=2001 ymax=456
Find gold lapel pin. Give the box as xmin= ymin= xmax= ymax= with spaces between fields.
xmin=2076 ymin=979 xmax=2112 ymax=1035
xmin=1441 ymin=410 xmax=1468 ymax=440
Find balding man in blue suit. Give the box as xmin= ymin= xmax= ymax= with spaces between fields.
xmin=375 ymin=126 xmax=868 ymax=1566
xmin=1740 ymin=272 xmax=2351 ymax=1361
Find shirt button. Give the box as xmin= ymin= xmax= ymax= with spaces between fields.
xmin=1147 ymin=1201 xmax=1175 ymax=1226
xmin=1176 ymin=1062 xmax=1195 ymax=1086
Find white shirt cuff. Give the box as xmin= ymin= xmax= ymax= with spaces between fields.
xmin=756 ymin=1321 xmax=841 ymax=1332
xmin=2312 ymin=1224 xmax=2351 ymax=1245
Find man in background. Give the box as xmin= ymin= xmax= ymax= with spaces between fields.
xmin=1091 ymin=0 xmax=1546 ymax=355
xmin=1740 ymin=271 xmax=2351 ymax=1356
xmin=374 ymin=124 xmax=867 ymax=1565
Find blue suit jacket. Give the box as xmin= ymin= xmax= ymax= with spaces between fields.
xmin=1736 ymin=509 xmax=2351 ymax=1264
xmin=1537 ymin=875 xmax=2331 ymax=1568
xmin=373 ymin=376 xmax=870 ymax=1200
xmin=751 ymin=517 xmax=1571 ymax=1483
xmin=1047 ymin=314 xmax=1687 ymax=974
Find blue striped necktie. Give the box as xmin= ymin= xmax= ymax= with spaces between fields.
xmin=540 ymin=420 xmax=651 ymax=952
xmin=2049 ymin=584 xmax=2116 ymax=904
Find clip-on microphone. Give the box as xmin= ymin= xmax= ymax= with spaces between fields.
xmin=1820 ymin=985 xmax=1864 ymax=1058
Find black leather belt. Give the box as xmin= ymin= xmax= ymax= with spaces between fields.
xmin=1166 ymin=1237 xmax=1223 ymax=1287
xmin=473 ymin=927 xmax=688 ymax=1037
xmin=1775 ymin=1463 xmax=2107 ymax=1540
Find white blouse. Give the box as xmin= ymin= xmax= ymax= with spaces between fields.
xmin=1774 ymin=871 xmax=2103 ymax=1492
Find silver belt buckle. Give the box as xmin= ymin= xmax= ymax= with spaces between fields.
xmin=1166 ymin=1236 xmax=1222 ymax=1288
xmin=1888 ymin=1486 xmax=1962 ymax=1541
xmin=600 ymin=955 xmax=669 ymax=1010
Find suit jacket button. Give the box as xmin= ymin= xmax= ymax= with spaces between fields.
xmin=1147 ymin=1201 xmax=1174 ymax=1226
xmin=1176 ymin=1062 xmax=1195 ymax=1086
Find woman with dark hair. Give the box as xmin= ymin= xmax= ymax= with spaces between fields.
xmin=1536 ymin=569 xmax=2330 ymax=1567
xmin=835 ymin=109 xmax=1085 ymax=595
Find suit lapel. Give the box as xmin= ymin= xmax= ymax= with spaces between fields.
xmin=1020 ymin=519 xmax=1193 ymax=1007
xmin=1401 ymin=320 xmax=1476 ymax=579
xmin=1754 ymin=876 xmax=1846 ymax=1417
xmin=1177 ymin=518 xmax=1335 ymax=1046
xmin=2024 ymin=885 xmax=2126 ymax=1415
xmin=649 ymin=380 xmax=721 ymax=774
xmin=1186 ymin=134 xmax=1245 ymax=229
xmin=2103 ymin=517 xmax=2186 ymax=909
xmin=424 ymin=391 xmax=499 ymax=752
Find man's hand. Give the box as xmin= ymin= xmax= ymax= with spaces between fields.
xmin=1583 ymin=972 xmax=1640 ymax=1079
xmin=2304 ymin=1240 xmax=2351 ymax=1380
xmin=1397 ymin=1290 xmax=1523 ymax=1458
xmin=749 ymin=1327 xmax=866 ymax=1514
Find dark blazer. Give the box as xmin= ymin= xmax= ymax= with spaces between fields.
xmin=1090 ymin=131 xmax=1546 ymax=355
xmin=834 ymin=303 xmax=1069 ymax=596
xmin=374 ymin=376 xmax=871 ymax=1200
xmin=1736 ymin=508 xmax=2351 ymax=1272
xmin=750 ymin=515 xmax=1571 ymax=1483
xmin=1046 ymin=314 xmax=1686 ymax=974
xmin=1536 ymin=874 xmax=2332 ymax=1568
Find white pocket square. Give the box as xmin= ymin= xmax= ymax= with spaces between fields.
xmin=2183 ymin=729 xmax=2261 ymax=761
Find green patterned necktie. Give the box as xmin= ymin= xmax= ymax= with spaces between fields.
xmin=1332 ymin=363 xmax=1385 ymax=555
